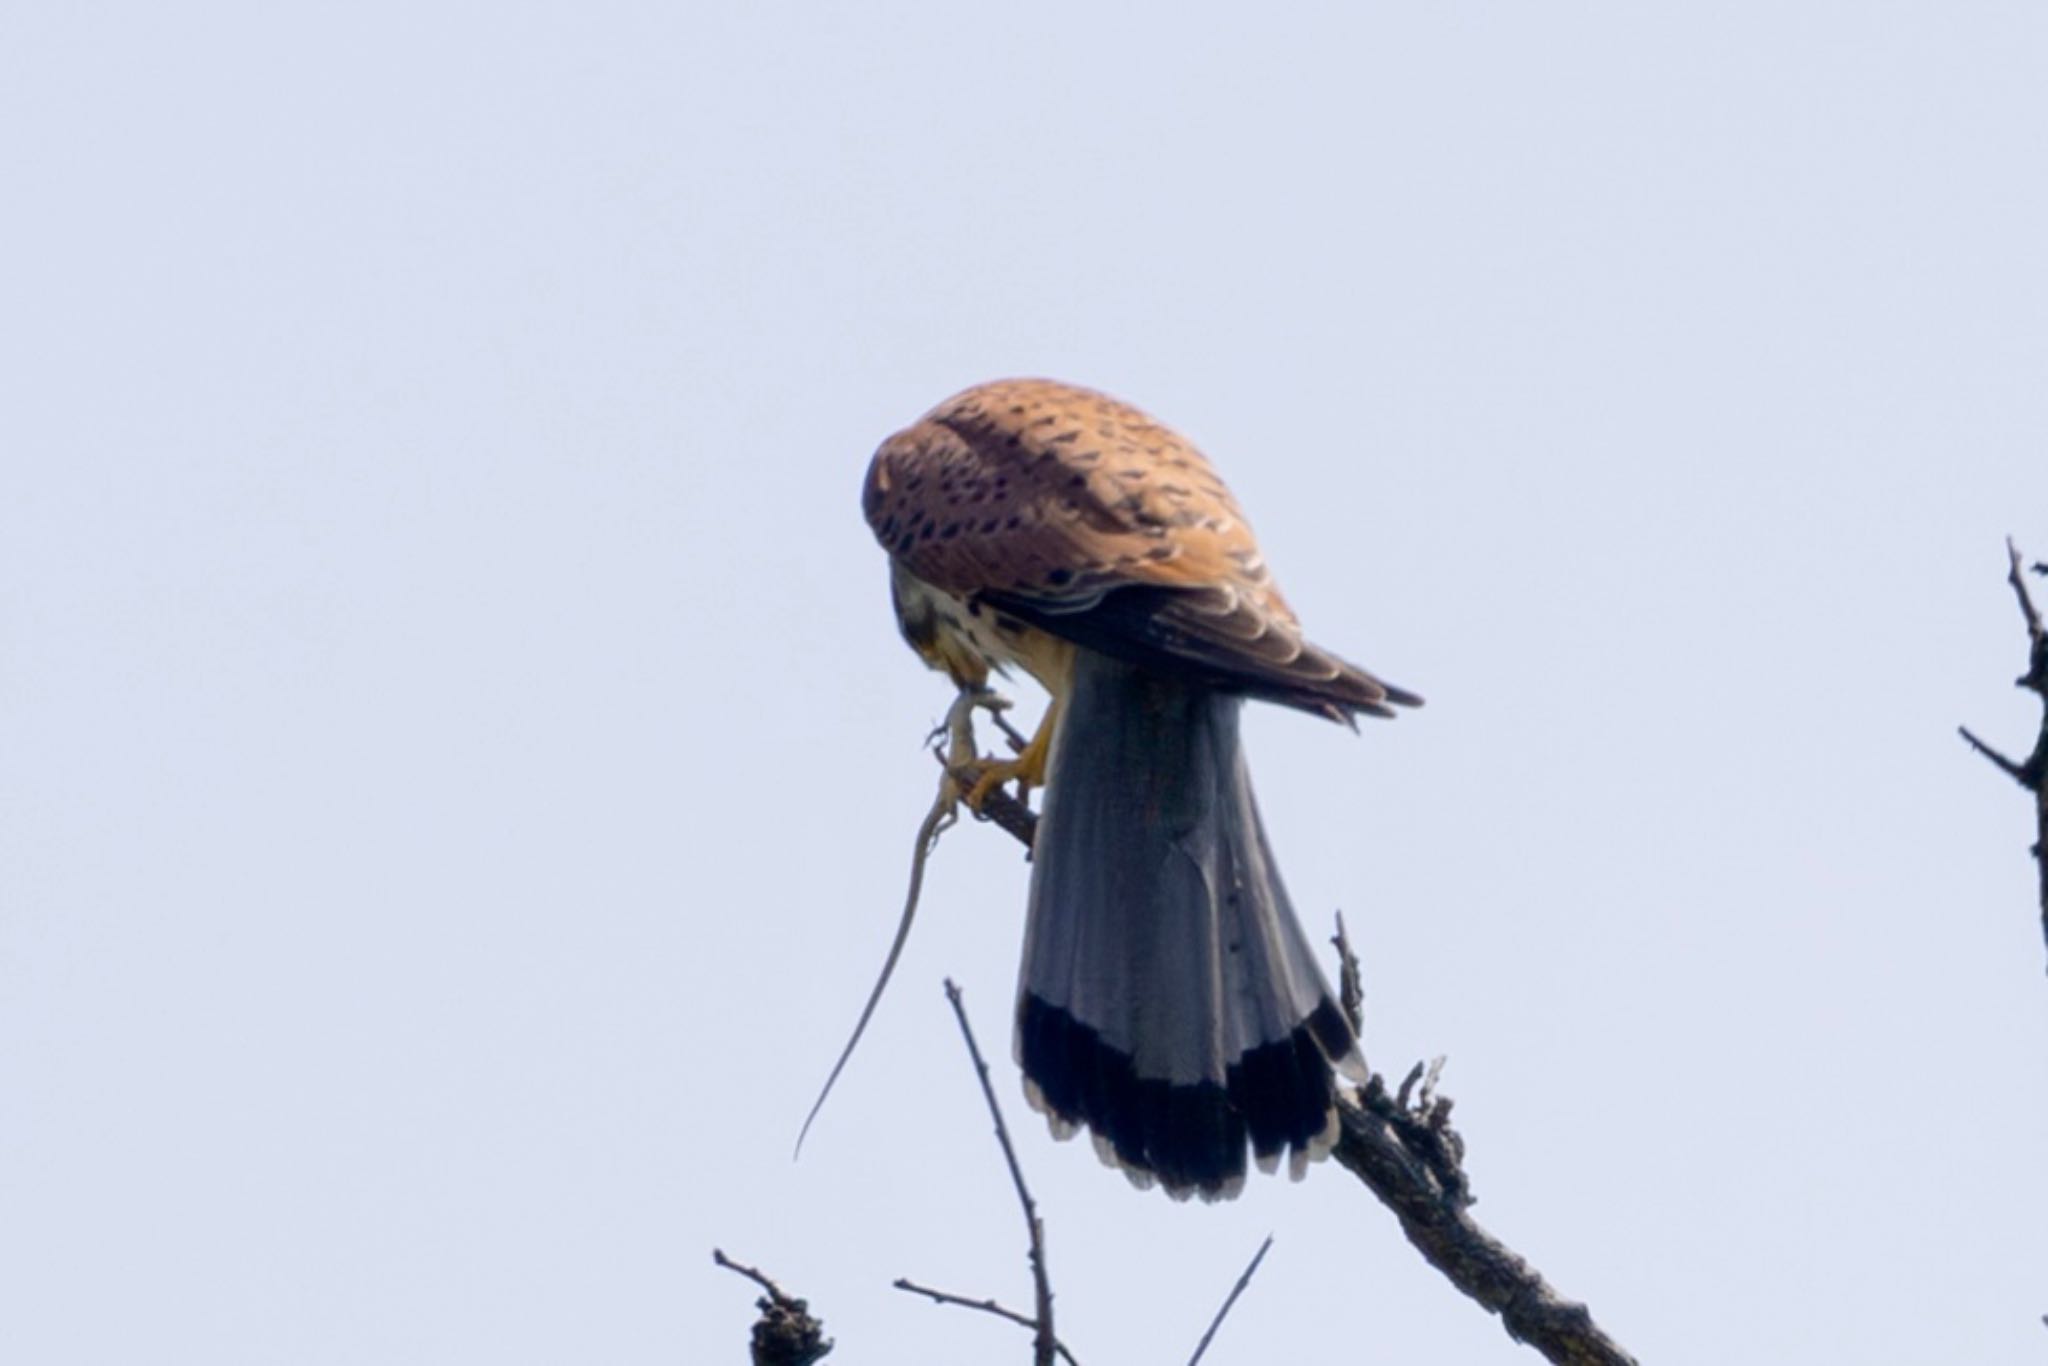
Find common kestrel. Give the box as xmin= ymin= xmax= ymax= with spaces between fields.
xmin=862 ymin=378 xmax=1419 ymax=1200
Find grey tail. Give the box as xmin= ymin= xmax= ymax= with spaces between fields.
xmin=1014 ymin=649 xmax=1364 ymax=1201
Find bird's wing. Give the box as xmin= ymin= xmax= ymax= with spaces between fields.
xmin=863 ymin=377 xmax=1417 ymax=718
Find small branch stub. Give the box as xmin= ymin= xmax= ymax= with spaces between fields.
xmin=1331 ymin=910 xmax=1366 ymax=1036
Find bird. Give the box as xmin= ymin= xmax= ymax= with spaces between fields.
xmin=861 ymin=377 xmax=1419 ymax=1200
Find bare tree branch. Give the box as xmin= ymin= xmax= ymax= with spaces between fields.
xmin=1959 ymin=537 xmax=2048 ymax=967
xmin=714 ymin=1249 xmax=834 ymax=1366
xmin=1332 ymin=1086 xmax=1631 ymax=1365
xmin=942 ymin=702 xmax=1637 ymax=1366
xmin=1319 ymin=933 xmax=1634 ymax=1365
xmin=1186 ymin=1235 xmax=1274 ymax=1366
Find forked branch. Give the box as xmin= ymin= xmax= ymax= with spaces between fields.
xmin=1958 ymin=537 xmax=2048 ymax=967
xmin=893 ymin=981 xmax=1077 ymax=1365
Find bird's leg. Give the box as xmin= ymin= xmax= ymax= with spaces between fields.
xmin=961 ymin=692 xmax=1061 ymax=810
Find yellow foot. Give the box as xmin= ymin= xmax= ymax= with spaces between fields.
xmin=961 ymin=701 xmax=1057 ymax=810
xmin=962 ymin=757 xmax=1035 ymax=810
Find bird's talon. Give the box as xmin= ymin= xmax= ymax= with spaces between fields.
xmin=958 ymin=729 xmax=1051 ymax=810
xmin=964 ymin=763 xmax=1019 ymax=811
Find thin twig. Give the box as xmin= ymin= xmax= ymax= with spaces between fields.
xmin=714 ymin=1248 xmax=790 ymax=1301
xmin=942 ymin=978 xmax=1060 ymax=1366
xmin=1395 ymin=1058 xmax=1427 ymax=1111
xmin=1185 ymin=1235 xmax=1274 ymax=1366
xmin=1419 ymin=1055 xmax=1448 ymax=1110
xmin=1958 ymin=725 xmax=2031 ymax=786
xmin=2006 ymin=536 xmax=2047 ymax=641
xmin=893 ymin=1279 xmax=1082 ymax=1366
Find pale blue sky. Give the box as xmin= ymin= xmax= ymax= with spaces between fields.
xmin=4 ymin=4 xmax=2046 ymax=1362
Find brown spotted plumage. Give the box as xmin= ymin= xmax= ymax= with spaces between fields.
xmin=863 ymin=378 xmax=1417 ymax=720
xmin=861 ymin=378 xmax=1419 ymax=1201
